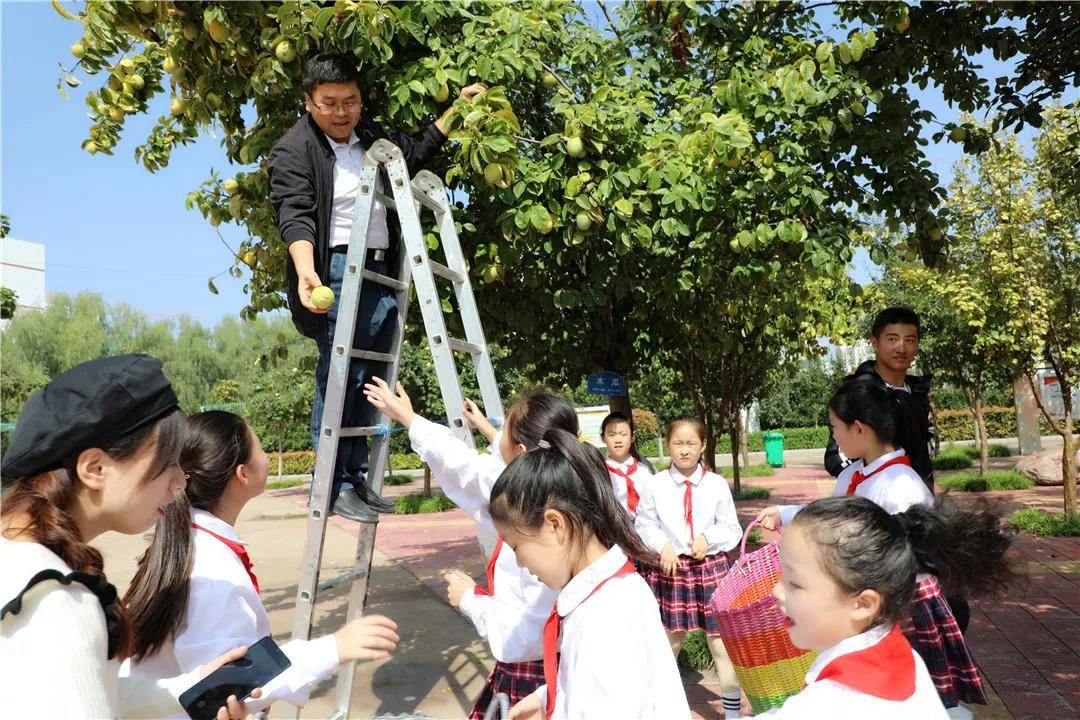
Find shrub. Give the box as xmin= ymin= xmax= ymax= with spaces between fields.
xmin=937 ymin=470 xmax=1034 ymax=492
xmin=714 ymin=425 xmax=831 ymax=453
xmin=936 ymin=407 xmax=1079 ymax=442
xmin=273 ymin=451 xmax=314 ymax=475
xmin=959 ymin=443 xmax=1012 ymax=459
xmin=389 ymin=452 xmax=424 ymax=470
xmin=383 ymin=474 xmax=413 ymax=486
xmin=731 ymin=485 xmax=771 ymax=501
xmin=933 ymin=450 xmax=973 ymax=470
xmin=637 ymin=437 xmax=659 ymax=458
xmin=266 ymin=477 xmax=308 ymax=490
xmin=1008 ymin=509 xmax=1080 ymax=537
xmin=394 ymin=492 xmax=457 ymax=514
xmin=677 ymin=630 xmax=715 ymax=671
xmin=632 ymin=408 xmax=659 ymax=439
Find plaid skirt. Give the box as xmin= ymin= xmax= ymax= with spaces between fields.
xmin=901 ymin=576 xmax=988 ymax=707
xmin=468 ymin=660 xmax=545 ymax=720
xmin=640 ymin=553 xmax=729 ymax=634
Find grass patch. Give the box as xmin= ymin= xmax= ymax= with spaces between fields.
xmin=266 ymin=477 xmax=308 ymax=490
xmin=677 ymin=629 xmax=716 ymax=671
xmin=933 ymin=449 xmax=973 ymax=470
xmin=383 ymin=474 xmax=414 ymax=486
xmin=1008 ymin=508 xmax=1080 ymax=537
xmin=739 ymin=463 xmax=775 ymax=478
xmin=731 ymin=485 xmax=771 ymax=501
xmin=394 ymin=492 xmax=458 ymax=515
xmin=937 ymin=470 xmax=1034 ymax=492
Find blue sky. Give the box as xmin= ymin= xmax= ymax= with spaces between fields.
xmin=0 ymin=2 xmax=1060 ymax=325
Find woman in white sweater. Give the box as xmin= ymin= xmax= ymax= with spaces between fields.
xmin=0 ymin=355 xmax=254 ymax=719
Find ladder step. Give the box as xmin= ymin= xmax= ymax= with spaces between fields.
xmin=349 ymin=349 xmax=396 ymax=363
xmin=428 ymin=260 xmax=466 ymax=284
xmin=448 ymin=337 xmax=483 ymax=355
xmin=374 ymin=191 xmax=395 ymax=209
xmin=339 ymin=425 xmax=388 ymax=438
xmin=361 ymin=269 xmax=408 ymax=292
xmin=317 ymin=567 xmax=370 ymax=593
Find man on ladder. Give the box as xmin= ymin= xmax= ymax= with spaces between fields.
xmin=269 ymin=52 xmax=486 ymax=522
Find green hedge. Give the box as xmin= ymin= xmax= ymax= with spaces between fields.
xmin=936 ymin=406 xmax=1079 ymax=442
xmin=270 ymin=450 xmax=423 ymax=475
xmin=716 ymin=425 xmax=831 ymax=453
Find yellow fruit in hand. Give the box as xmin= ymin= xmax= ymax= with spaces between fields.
xmin=311 ymin=286 xmax=335 ymax=310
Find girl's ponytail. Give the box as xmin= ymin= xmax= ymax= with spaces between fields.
xmin=123 ymin=411 xmax=253 ymax=661
xmin=792 ymin=496 xmax=1014 ymax=625
xmin=490 ymin=428 xmax=657 ymax=566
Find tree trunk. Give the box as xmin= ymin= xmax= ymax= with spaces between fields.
xmin=277 ymin=440 xmax=284 ymax=479
xmin=703 ymin=402 xmax=717 ymax=474
xmin=423 ymin=464 xmax=433 ymax=499
xmin=1025 ymin=372 xmax=1078 ymax=514
xmin=739 ymin=407 xmax=751 ymax=470
xmin=729 ymin=408 xmax=742 ymax=496
xmin=1063 ymin=414 xmax=1077 ymax=516
xmin=973 ymin=388 xmax=989 ymax=475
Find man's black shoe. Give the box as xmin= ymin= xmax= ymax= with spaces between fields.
xmin=331 ymin=489 xmax=380 ymax=523
xmin=354 ymin=481 xmax=397 ymax=514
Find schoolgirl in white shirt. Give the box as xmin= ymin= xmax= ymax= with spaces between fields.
xmin=634 ymin=416 xmax=744 ymax=718
xmin=600 ymin=411 xmax=653 ymax=515
xmin=754 ymin=494 xmax=1013 ymax=719
xmin=363 ymin=378 xmax=578 ymax=719
xmin=123 ymin=411 xmax=399 ymax=717
xmin=483 ymin=428 xmax=689 ymax=720
xmin=757 ymin=380 xmax=989 ymax=716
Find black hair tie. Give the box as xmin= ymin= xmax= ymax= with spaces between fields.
xmin=1 ymin=569 xmax=122 ymax=659
xmin=892 ymin=512 xmax=938 ymax=575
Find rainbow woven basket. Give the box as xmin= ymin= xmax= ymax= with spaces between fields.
xmin=708 ymin=520 xmax=817 ymax=713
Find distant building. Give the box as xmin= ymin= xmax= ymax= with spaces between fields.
xmin=0 ymin=238 xmax=46 ymax=329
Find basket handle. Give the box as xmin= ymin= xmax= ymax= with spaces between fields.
xmin=739 ymin=516 xmax=779 ymax=556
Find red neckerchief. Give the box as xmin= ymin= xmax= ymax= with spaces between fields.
xmin=193 ymin=523 xmax=259 ymax=593
xmin=606 ymin=459 xmax=640 ymax=512
xmin=846 ymin=453 xmax=912 ymax=496
xmin=815 ymin=625 xmax=916 ymax=700
xmin=542 ymin=558 xmax=636 ymax=719
xmin=672 ymin=465 xmax=704 ymax=538
xmin=473 ymin=537 xmax=503 ymax=597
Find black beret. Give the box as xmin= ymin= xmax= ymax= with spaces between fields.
xmin=1 ymin=354 xmax=180 ymax=485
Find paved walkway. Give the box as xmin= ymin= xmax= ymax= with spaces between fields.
xmin=93 ymin=455 xmax=1077 ymax=719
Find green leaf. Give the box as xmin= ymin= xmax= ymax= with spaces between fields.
xmin=815 ymin=41 xmax=833 ymax=63
xmin=614 ymin=198 xmax=633 ymax=217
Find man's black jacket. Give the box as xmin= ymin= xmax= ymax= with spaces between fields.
xmin=268 ymin=112 xmax=446 ymax=339
xmin=824 ymin=360 xmax=937 ymax=488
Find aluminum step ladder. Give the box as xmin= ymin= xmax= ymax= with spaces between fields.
xmin=291 ymin=139 xmax=504 ymax=719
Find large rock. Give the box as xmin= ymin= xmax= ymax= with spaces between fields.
xmin=1016 ymin=447 xmax=1079 ymax=486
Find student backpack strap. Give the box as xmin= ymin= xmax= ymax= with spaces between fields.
xmin=1 ymin=569 xmax=122 ymax=659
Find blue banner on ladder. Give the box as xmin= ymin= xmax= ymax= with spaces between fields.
xmin=587 ymin=371 xmax=627 ymax=397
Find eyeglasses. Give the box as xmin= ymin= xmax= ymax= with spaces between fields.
xmin=310 ymin=100 xmax=361 ymax=115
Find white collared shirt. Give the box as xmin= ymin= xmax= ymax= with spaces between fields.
xmin=748 ymin=624 xmax=947 ymax=719
xmin=409 ymin=416 xmax=556 ymax=663
xmin=605 ymin=456 xmax=653 ymax=515
xmin=325 ymin=131 xmax=389 ymax=250
xmin=533 ymin=545 xmax=690 ymax=720
xmin=123 ymin=509 xmax=340 ymax=716
xmin=634 ymin=465 xmax=742 ymax=555
xmin=778 ymin=449 xmax=933 ymax=526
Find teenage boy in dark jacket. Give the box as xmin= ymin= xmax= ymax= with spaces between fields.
xmin=269 ymin=53 xmax=485 ymax=522
xmin=825 ymin=307 xmax=937 ymax=489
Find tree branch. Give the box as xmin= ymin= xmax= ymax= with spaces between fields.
xmin=538 ymin=61 xmax=577 ymax=100
xmin=597 ymin=1 xmax=633 ymax=59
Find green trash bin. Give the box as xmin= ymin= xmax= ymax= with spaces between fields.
xmin=764 ymin=432 xmax=785 ymax=468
